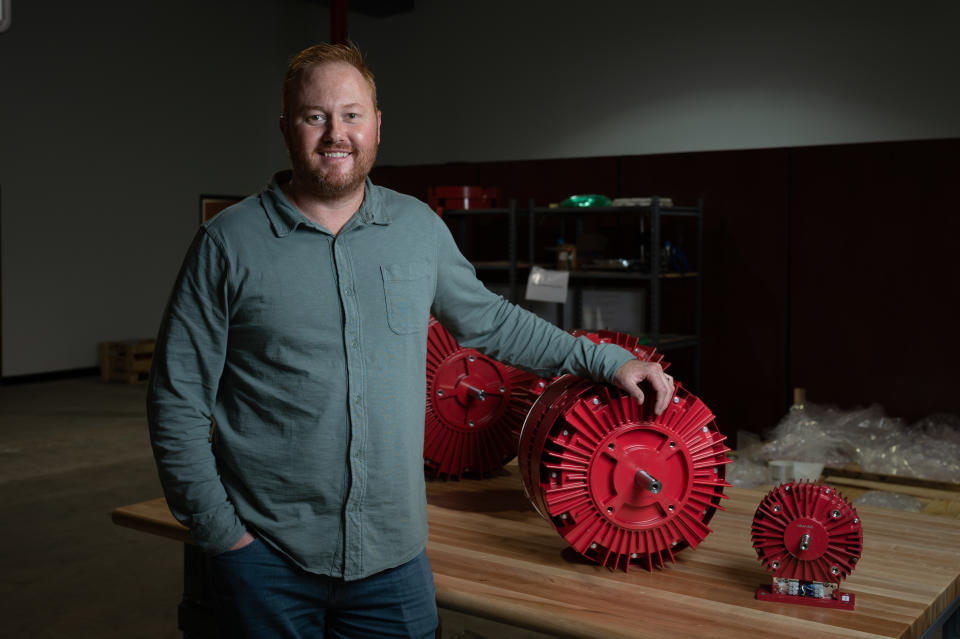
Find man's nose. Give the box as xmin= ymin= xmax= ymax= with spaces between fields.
xmin=322 ymin=118 xmax=343 ymax=143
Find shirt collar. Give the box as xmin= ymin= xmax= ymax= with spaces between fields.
xmin=263 ymin=171 xmax=390 ymax=238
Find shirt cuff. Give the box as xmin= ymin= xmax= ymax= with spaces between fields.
xmin=187 ymin=502 xmax=248 ymax=555
xmin=595 ymin=342 xmax=638 ymax=384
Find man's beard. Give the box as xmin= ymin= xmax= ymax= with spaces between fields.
xmin=293 ymin=145 xmax=378 ymax=198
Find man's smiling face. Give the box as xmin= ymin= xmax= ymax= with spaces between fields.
xmin=281 ymin=61 xmax=382 ymax=198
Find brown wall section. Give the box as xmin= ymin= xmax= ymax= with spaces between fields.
xmin=370 ymin=138 xmax=960 ymax=437
xmin=618 ymin=149 xmax=791 ymax=437
xmin=789 ymin=139 xmax=960 ymax=423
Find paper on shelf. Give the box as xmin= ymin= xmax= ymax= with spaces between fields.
xmin=525 ymin=266 xmax=569 ymax=303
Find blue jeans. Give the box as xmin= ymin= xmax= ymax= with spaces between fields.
xmin=208 ymin=539 xmax=438 ymax=638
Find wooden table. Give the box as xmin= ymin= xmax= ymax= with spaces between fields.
xmin=114 ymin=463 xmax=960 ymax=639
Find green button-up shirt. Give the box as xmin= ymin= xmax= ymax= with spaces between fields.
xmin=147 ymin=172 xmax=634 ymax=579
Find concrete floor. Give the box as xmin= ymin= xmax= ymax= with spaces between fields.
xmin=0 ymin=377 xmax=555 ymax=639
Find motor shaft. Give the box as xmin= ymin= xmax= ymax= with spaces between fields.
xmin=636 ymin=469 xmax=662 ymax=494
xmin=462 ymin=383 xmax=486 ymax=401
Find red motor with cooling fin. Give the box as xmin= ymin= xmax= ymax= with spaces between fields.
xmin=518 ymin=333 xmax=730 ymax=571
xmin=424 ymin=317 xmax=547 ymax=478
xmin=752 ymin=481 xmax=863 ymax=609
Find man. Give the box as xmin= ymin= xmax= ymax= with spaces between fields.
xmin=147 ymin=42 xmax=673 ymax=639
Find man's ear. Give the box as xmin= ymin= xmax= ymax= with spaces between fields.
xmin=376 ymin=110 xmax=382 ymax=145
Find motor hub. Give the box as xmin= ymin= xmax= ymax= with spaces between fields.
xmin=588 ymin=423 xmax=693 ymax=529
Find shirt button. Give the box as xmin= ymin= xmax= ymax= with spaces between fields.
xmin=345 ymin=288 xmax=354 ymax=296
xmin=351 ymin=340 xmax=359 ymax=348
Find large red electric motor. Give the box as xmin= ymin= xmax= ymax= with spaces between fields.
xmin=424 ymin=317 xmax=547 ymax=479
xmin=518 ymin=336 xmax=730 ymax=571
xmin=751 ymin=481 xmax=863 ymax=609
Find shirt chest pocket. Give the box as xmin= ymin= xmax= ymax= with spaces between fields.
xmin=380 ymin=262 xmax=433 ymax=334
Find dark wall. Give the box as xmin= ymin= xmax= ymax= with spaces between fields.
xmin=371 ymin=138 xmax=960 ymax=436
xmin=789 ymin=140 xmax=960 ymax=421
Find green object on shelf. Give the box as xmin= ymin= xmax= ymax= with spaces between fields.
xmin=559 ymin=194 xmax=612 ymax=208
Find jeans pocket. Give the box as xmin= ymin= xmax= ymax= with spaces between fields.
xmin=212 ymin=537 xmax=262 ymax=561
xmin=380 ymin=262 xmax=432 ymax=334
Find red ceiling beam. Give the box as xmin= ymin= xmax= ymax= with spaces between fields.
xmin=331 ymin=0 xmax=348 ymax=44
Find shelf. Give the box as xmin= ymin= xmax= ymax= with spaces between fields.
xmin=471 ymin=260 xmax=534 ymax=271
xmin=443 ymin=202 xmax=700 ymax=218
xmin=440 ymin=208 xmax=514 ymax=217
xmin=470 ymin=261 xmax=698 ymax=281
xmin=530 ymin=205 xmax=701 ymax=216
xmin=446 ymin=197 xmax=703 ymax=391
xmin=648 ymin=334 xmax=699 ymax=351
xmin=569 ymin=270 xmax=699 ymax=281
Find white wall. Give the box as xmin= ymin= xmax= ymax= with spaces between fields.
xmin=351 ymin=0 xmax=960 ymax=165
xmin=0 ymin=0 xmax=328 ymax=376
xmin=2 ymin=0 xmax=958 ymax=376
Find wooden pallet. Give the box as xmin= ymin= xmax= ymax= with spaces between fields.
xmin=98 ymin=339 xmax=155 ymax=383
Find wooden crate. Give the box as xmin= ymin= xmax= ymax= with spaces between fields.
xmin=99 ymin=339 xmax=155 ymax=384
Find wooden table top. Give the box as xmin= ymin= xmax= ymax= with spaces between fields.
xmin=113 ymin=463 xmax=960 ymax=639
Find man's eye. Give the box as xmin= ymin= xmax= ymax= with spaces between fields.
xmin=307 ymin=114 xmax=325 ymax=122
xmin=346 ymin=113 xmax=359 ymax=120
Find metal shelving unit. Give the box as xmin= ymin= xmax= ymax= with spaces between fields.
xmin=442 ymin=199 xmax=521 ymax=302
xmin=443 ymin=197 xmax=703 ymax=390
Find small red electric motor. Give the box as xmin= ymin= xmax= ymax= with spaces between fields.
xmin=424 ymin=317 xmax=547 ymax=479
xmin=751 ymin=481 xmax=863 ymax=609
